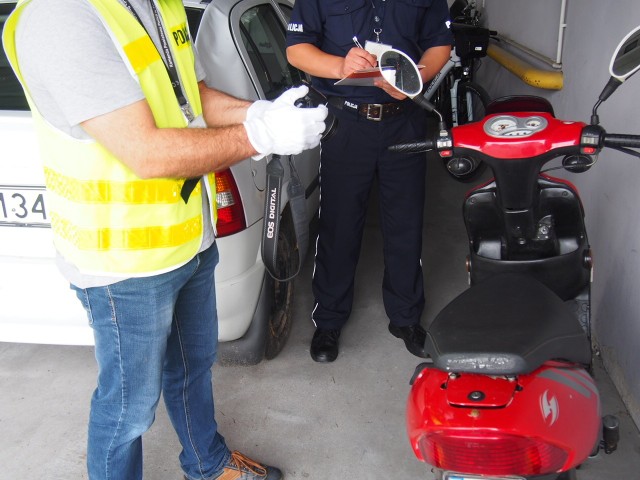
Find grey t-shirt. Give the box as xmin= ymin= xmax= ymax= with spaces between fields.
xmin=15 ymin=0 xmax=214 ymax=288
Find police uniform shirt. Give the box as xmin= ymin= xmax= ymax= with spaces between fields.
xmin=286 ymin=0 xmax=453 ymax=104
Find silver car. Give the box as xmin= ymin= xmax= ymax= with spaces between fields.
xmin=0 ymin=0 xmax=319 ymax=364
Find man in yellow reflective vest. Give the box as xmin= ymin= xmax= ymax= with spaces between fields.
xmin=3 ymin=0 xmax=327 ymax=479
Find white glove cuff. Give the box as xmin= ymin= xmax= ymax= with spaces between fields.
xmin=243 ymin=119 xmax=272 ymax=159
xmin=245 ymin=100 xmax=271 ymax=123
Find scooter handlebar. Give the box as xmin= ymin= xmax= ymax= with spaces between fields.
xmin=603 ymin=133 xmax=640 ymax=149
xmin=388 ymin=140 xmax=435 ymax=153
xmin=388 ymin=132 xmax=640 ymax=156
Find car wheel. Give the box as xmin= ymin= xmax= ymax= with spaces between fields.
xmin=264 ymin=208 xmax=296 ymax=359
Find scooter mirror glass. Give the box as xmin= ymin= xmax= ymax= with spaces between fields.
xmin=610 ymin=25 xmax=640 ymax=81
xmin=379 ymin=49 xmax=423 ymax=97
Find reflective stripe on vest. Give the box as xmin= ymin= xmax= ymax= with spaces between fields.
xmin=3 ymin=0 xmax=216 ymax=276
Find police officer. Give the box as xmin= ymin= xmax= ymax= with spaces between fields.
xmin=286 ymin=0 xmax=453 ymax=362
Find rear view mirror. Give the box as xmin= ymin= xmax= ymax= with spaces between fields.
xmin=610 ymin=25 xmax=640 ymax=81
xmin=379 ymin=49 xmax=423 ymax=98
xmin=592 ymin=25 xmax=640 ymax=124
xmin=379 ymin=48 xmax=447 ymax=128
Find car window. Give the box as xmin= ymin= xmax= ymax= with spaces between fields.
xmin=277 ymin=3 xmax=292 ymax=20
xmin=0 ymin=2 xmax=29 ymax=111
xmin=185 ymin=7 xmax=203 ymax=39
xmin=239 ymin=4 xmax=304 ymax=100
xmin=1 ymin=3 xmax=204 ymax=112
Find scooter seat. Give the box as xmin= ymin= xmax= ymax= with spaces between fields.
xmin=425 ymin=273 xmax=591 ymax=375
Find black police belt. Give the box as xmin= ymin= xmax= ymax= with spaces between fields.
xmin=328 ymin=96 xmax=409 ymax=121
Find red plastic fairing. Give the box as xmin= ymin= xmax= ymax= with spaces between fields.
xmin=452 ymin=113 xmax=587 ymax=159
xmin=464 ymin=174 xmax=584 ymax=207
xmin=407 ymin=364 xmax=600 ymax=476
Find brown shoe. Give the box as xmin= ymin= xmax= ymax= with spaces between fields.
xmin=213 ymin=451 xmax=282 ymax=479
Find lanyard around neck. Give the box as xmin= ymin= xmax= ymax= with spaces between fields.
xmin=120 ymin=0 xmax=200 ymax=203
xmin=370 ymin=0 xmax=386 ymax=42
xmin=120 ymin=0 xmax=194 ymax=121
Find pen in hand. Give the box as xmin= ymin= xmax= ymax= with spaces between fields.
xmin=352 ymin=36 xmax=364 ymax=49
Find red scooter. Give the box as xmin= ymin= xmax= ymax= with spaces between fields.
xmin=381 ymin=25 xmax=640 ymax=480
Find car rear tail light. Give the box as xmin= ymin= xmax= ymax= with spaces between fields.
xmin=418 ymin=430 xmax=568 ymax=476
xmin=214 ymin=169 xmax=246 ymax=238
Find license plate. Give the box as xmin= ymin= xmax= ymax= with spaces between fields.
xmin=444 ymin=474 xmax=524 ymax=480
xmin=0 ymin=185 xmax=50 ymax=227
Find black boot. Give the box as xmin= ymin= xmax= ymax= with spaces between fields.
xmin=310 ymin=328 xmax=341 ymax=363
xmin=388 ymin=323 xmax=428 ymax=358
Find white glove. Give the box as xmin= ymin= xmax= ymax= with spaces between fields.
xmin=245 ymin=85 xmax=312 ymax=122
xmin=244 ymin=85 xmax=328 ymax=159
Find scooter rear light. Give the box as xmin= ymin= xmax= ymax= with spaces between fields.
xmin=418 ymin=430 xmax=568 ymax=476
xmin=215 ymin=169 xmax=246 ymax=238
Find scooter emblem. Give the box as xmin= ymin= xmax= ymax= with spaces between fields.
xmin=540 ymin=390 xmax=559 ymax=426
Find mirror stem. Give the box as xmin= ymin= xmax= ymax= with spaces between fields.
xmin=592 ymin=76 xmax=623 ymax=125
xmin=599 ymin=76 xmax=623 ymax=103
xmin=412 ymin=95 xmax=444 ymax=125
xmin=591 ymin=99 xmax=602 ymax=125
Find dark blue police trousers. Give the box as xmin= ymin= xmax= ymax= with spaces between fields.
xmin=311 ymin=102 xmax=428 ymax=330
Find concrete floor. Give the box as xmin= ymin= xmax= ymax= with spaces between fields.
xmin=1 ymin=159 xmax=639 ymax=479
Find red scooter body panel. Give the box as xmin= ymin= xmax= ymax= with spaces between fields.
xmin=407 ymin=362 xmax=601 ymax=476
xmin=452 ymin=112 xmax=587 ymax=159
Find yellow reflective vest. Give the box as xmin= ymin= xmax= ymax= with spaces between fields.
xmin=3 ymin=0 xmax=216 ymax=276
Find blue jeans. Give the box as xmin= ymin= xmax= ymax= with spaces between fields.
xmin=72 ymin=244 xmax=230 ymax=480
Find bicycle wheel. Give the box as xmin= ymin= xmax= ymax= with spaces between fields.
xmin=434 ymin=78 xmax=453 ymax=127
xmin=456 ymin=81 xmax=490 ymax=125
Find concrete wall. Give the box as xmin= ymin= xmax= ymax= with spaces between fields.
xmin=471 ymin=0 xmax=640 ymax=426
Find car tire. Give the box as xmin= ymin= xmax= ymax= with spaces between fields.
xmin=264 ymin=207 xmax=296 ymax=359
